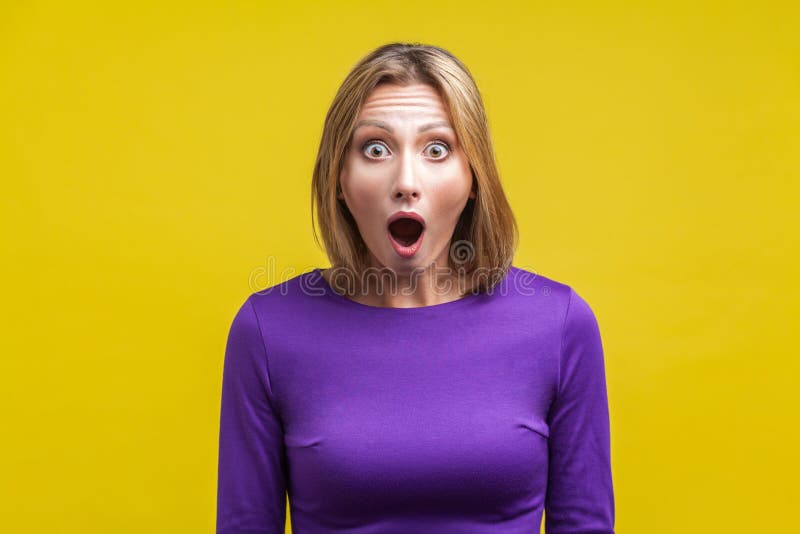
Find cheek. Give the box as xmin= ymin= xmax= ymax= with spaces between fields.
xmin=342 ymin=159 xmax=390 ymax=203
xmin=340 ymin=162 xmax=386 ymax=220
xmin=346 ymin=176 xmax=383 ymax=207
xmin=436 ymin=149 xmax=473 ymax=199
xmin=431 ymin=166 xmax=473 ymax=209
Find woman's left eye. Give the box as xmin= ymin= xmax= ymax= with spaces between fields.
xmin=424 ymin=141 xmax=450 ymax=160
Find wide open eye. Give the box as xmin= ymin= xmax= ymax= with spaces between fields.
xmin=424 ymin=141 xmax=450 ymax=160
xmin=362 ymin=141 xmax=390 ymax=159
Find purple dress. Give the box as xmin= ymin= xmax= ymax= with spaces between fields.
xmin=216 ymin=265 xmax=615 ymax=533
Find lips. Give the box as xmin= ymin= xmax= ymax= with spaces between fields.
xmin=387 ymin=211 xmax=426 ymax=258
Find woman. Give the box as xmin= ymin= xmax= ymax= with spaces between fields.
xmin=217 ymin=42 xmax=615 ymax=533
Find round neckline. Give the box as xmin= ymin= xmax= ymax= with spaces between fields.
xmin=311 ymin=267 xmax=511 ymax=313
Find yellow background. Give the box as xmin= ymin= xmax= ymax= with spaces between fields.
xmin=2 ymin=1 xmax=798 ymax=532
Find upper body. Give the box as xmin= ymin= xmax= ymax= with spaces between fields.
xmin=216 ymin=265 xmax=615 ymax=533
xmin=218 ymin=41 xmax=615 ymax=533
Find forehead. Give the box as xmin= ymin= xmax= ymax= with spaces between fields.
xmin=358 ymin=83 xmax=450 ymax=120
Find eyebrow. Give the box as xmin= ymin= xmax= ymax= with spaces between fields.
xmin=353 ymin=119 xmax=453 ymax=134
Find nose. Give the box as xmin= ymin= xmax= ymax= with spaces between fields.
xmin=391 ymin=148 xmax=420 ymax=201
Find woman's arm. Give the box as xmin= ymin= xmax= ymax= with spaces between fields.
xmin=545 ymin=287 xmax=615 ymax=533
xmin=216 ymin=295 xmax=287 ymax=534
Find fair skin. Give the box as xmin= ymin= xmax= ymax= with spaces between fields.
xmin=322 ymin=82 xmax=476 ymax=308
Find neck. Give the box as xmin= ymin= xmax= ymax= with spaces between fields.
xmin=322 ymin=263 xmax=473 ymax=309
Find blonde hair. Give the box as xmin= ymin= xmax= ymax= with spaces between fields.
xmin=311 ymin=42 xmax=518 ymax=294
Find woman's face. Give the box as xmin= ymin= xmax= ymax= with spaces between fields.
xmin=338 ymin=82 xmax=475 ymax=277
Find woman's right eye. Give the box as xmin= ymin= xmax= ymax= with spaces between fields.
xmin=362 ymin=141 xmax=390 ymax=159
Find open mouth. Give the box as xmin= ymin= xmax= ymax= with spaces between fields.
xmin=388 ymin=218 xmax=425 ymax=247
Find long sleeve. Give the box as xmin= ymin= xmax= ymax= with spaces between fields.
xmin=545 ymin=287 xmax=615 ymax=533
xmin=216 ymin=295 xmax=287 ymax=534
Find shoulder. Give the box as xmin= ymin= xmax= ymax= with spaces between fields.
xmin=504 ymin=265 xmax=601 ymax=335
xmin=225 ymin=269 xmax=330 ymax=356
xmin=245 ymin=268 xmax=327 ymax=314
xmin=503 ymin=264 xmax=573 ymax=310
